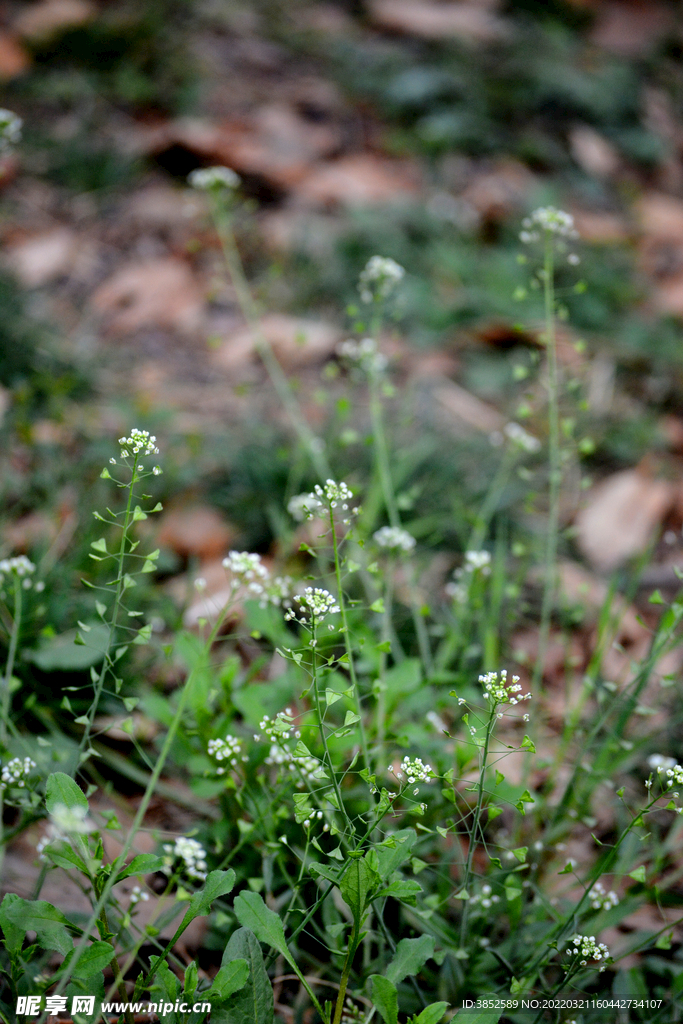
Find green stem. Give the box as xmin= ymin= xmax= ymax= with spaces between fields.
xmin=1 ymin=577 xmax=21 ymax=746
xmin=458 ymin=708 xmax=496 ymax=946
xmin=311 ymin=629 xmax=351 ymax=834
xmin=212 ymin=202 xmax=329 ymax=481
xmin=533 ymin=236 xmax=561 ymax=689
xmin=330 ymin=507 xmax=370 ymax=773
xmin=368 ymin=371 xmax=433 ymax=675
xmin=80 ymin=456 xmax=139 ymax=755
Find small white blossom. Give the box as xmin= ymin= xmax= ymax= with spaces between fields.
xmin=286 ymin=587 xmax=340 ymax=626
xmin=161 ymin=836 xmax=208 ymax=882
xmin=504 ymin=422 xmax=541 ymax=453
xmin=0 ymin=556 xmax=35 ymax=588
xmin=464 ymin=550 xmax=491 ymax=572
xmin=0 ymin=756 xmax=36 ymax=789
xmin=398 ymin=756 xmax=435 ymax=785
xmin=130 ymin=885 xmax=149 ymax=905
xmin=589 ymin=882 xmax=619 ymax=911
xmin=565 ymin=934 xmax=610 ymax=971
xmin=188 ymin=166 xmax=240 ymax=191
xmin=520 ymin=207 xmax=578 ymax=243
xmin=337 ymin=337 xmax=388 ymax=374
xmin=479 ymin=669 xmax=532 ymax=706
xmin=287 ymin=492 xmax=324 ymax=521
xmin=208 ymin=735 xmax=243 ymax=774
xmin=648 ymin=754 xmax=676 ymax=771
xmin=118 ymin=429 xmax=159 ymax=458
xmin=373 ymin=526 xmax=416 ymax=553
xmin=665 ymin=764 xmax=683 ymax=786
xmin=358 ymin=256 xmax=405 ymax=304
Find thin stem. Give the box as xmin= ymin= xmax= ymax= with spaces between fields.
xmin=533 ymin=236 xmax=561 ymax=689
xmin=311 ymin=630 xmax=350 ymax=834
xmin=368 ymin=371 xmax=433 ymax=675
xmin=458 ymin=708 xmax=496 ymax=946
xmin=212 ymin=203 xmax=329 ymax=480
xmin=1 ymin=577 xmax=21 ymax=746
xmin=330 ymin=508 xmax=370 ymax=772
xmin=80 ymin=457 xmax=139 ymax=755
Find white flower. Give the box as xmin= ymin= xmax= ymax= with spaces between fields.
xmin=287 ymin=492 xmax=324 ymax=521
xmin=464 ymin=550 xmax=491 ymax=571
xmin=130 ymin=885 xmax=149 ymax=905
xmin=0 ymin=756 xmax=36 ymax=789
xmin=0 ymin=109 xmax=21 ymax=152
xmin=0 ymin=556 xmax=35 ymax=588
xmin=373 ymin=526 xmax=416 ymax=553
xmin=358 ymin=256 xmax=405 ymax=304
xmin=565 ymin=934 xmax=610 ymax=968
xmin=520 ymin=207 xmax=578 ymax=243
xmin=589 ymin=882 xmax=619 ymax=911
xmin=188 ymin=166 xmax=240 ymax=191
xmin=161 ymin=836 xmax=208 ymax=882
xmin=117 ymin=429 xmax=159 ymax=457
xmin=504 ymin=422 xmax=541 ymax=453
xmin=479 ymin=669 xmax=532 ymax=706
xmin=208 ymin=735 xmax=243 ymax=773
xmin=286 ymin=587 xmax=340 ymax=626
xmin=648 ymin=754 xmax=676 ymax=771
xmin=337 ymin=337 xmax=388 ymax=373
xmin=397 ymin=756 xmax=435 ymax=784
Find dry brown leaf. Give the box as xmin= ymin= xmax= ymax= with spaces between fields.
xmin=460 ymin=160 xmax=534 ymax=220
xmin=295 ymin=154 xmax=421 ymax=208
xmin=6 ymin=227 xmax=77 ymax=288
xmin=0 ymin=31 xmax=30 ymax=79
xmin=637 ymin=192 xmax=683 ymax=240
xmin=575 ymin=468 xmax=675 ymax=572
xmin=569 ymin=126 xmax=620 ymax=178
xmin=211 ymin=314 xmax=341 ymax=372
xmin=3 ymin=511 xmax=58 ymax=551
xmin=13 ymin=0 xmax=95 ymax=41
xmin=571 ymin=208 xmax=629 ymax=243
xmin=157 ymin=506 xmax=235 ymax=560
xmin=368 ymin=0 xmax=508 ymax=42
xmin=589 ymin=0 xmax=674 ymax=56
xmin=91 ymin=257 xmax=204 ymax=335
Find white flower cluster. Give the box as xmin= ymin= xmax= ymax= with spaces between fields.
xmin=358 ymin=256 xmax=405 ymax=304
xmin=503 ymin=422 xmax=541 ymax=453
xmin=664 ymin=764 xmax=683 ymax=786
xmin=0 ymin=556 xmax=43 ymax=592
xmin=373 ymin=526 xmax=416 ymax=553
xmin=256 ymin=711 xmax=326 ymax=787
xmin=130 ymin=885 xmax=150 ymax=905
xmin=288 ymin=492 xmax=324 ymax=521
xmin=302 ymin=809 xmax=329 ymax=831
xmin=445 ymin=550 xmax=490 ymax=602
xmin=285 ymin=587 xmax=340 ymax=629
xmin=480 ymin=669 xmax=532 ymax=706
xmin=188 ymin=166 xmax=240 ymax=191
xmin=590 ymin=882 xmax=619 ymax=911
xmin=37 ymin=803 xmax=94 ymax=858
xmin=316 ymin=479 xmax=354 ymax=509
xmin=222 ymin=551 xmax=292 ymax=609
xmin=0 ymin=109 xmax=22 ymax=152
xmin=208 ymin=735 xmax=247 ymax=774
xmin=161 ymin=837 xmax=208 ymax=882
xmin=337 ymin=337 xmax=388 ymax=374
xmin=1 ymin=756 xmax=36 ymax=789
xmin=648 ymin=754 xmax=676 ymax=771
xmin=390 ymin=756 xmax=435 ymax=785
xmin=566 ymin=934 xmax=610 ymax=971
xmin=520 ymin=207 xmax=578 ymax=243
xmin=470 ymin=883 xmax=501 ymax=909
xmin=118 ymin=429 xmax=159 ymax=459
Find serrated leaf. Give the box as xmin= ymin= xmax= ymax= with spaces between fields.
xmin=3 ymin=898 xmax=76 ymax=955
xmin=386 ymin=935 xmax=434 ymax=985
xmin=233 ymin=891 xmax=293 ymax=967
xmin=213 ymin=928 xmax=273 ymax=1024
xmin=370 ymin=976 xmax=398 ymax=1024
xmin=412 ymin=1002 xmax=449 ymax=1024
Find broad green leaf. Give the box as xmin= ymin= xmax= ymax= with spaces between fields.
xmin=175 ymin=870 xmax=236 ymax=938
xmin=25 ymin=624 xmax=110 ymax=671
xmin=213 ymin=927 xmax=273 ymax=1024
xmin=46 ymin=772 xmax=89 ymax=814
xmin=206 ymin=959 xmax=249 ymax=1002
xmin=233 ymin=891 xmax=292 ymax=967
xmin=386 ymin=935 xmax=434 ymax=986
xmin=412 ymin=1003 xmax=449 ymax=1024
xmin=340 ymin=857 xmax=376 ymax=926
xmin=4 ymin=898 xmax=75 ymax=955
xmin=376 ymin=880 xmax=422 ymax=906
xmin=370 ymin=975 xmax=398 ymax=1024
xmin=63 ymin=940 xmax=115 ymax=979
xmin=453 ymin=1009 xmax=502 ymax=1024
xmin=375 ymin=829 xmax=417 ymax=880
xmin=116 ymin=854 xmax=166 ymax=882
xmin=0 ymin=893 xmax=25 ymax=954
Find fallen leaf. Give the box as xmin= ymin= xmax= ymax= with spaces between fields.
xmin=460 ymin=160 xmax=534 ymax=220
xmin=575 ymin=468 xmax=675 ymax=572
xmin=569 ymin=126 xmax=620 ymax=178
xmin=571 ymin=209 xmax=629 ymax=243
xmin=589 ymin=0 xmax=674 ymax=57
xmin=367 ymin=0 xmax=508 ymax=42
xmin=13 ymin=0 xmax=95 ymax=41
xmin=6 ymin=227 xmax=77 ymax=288
xmin=157 ymin=505 xmax=235 ymax=560
xmin=91 ymin=258 xmax=205 ymax=335
xmin=637 ymin=192 xmax=683 ymax=240
xmin=295 ymin=153 xmax=421 ymax=208
xmin=211 ymin=314 xmax=341 ymax=372
xmin=0 ymin=31 xmax=31 ymax=79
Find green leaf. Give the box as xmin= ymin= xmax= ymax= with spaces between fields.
xmin=340 ymin=857 xmax=376 ymax=927
xmin=343 ymin=710 xmax=361 ymax=727
xmin=412 ymin=1003 xmax=449 ymax=1024
xmin=453 ymin=1009 xmax=503 ymax=1024
xmin=512 ymin=847 xmax=527 ymax=863
xmin=628 ymin=865 xmax=646 ymax=883
xmin=133 ymin=623 xmax=153 ymax=645
xmin=325 ymin=689 xmax=343 ymax=706
xmin=375 ymin=829 xmax=417 ymax=880
xmin=370 ymin=598 xmax=385 ymax=613
xmin=91 ymin=538 xmax=108 ymax=553
xmin=177 ymin=870 xmax=236 ymax=934
xmin=376 ymin=640 xmax=391 ymax=653
xmin=385 ymin=935 xmax=434 ymax=986
xmin=376 ymin=880 xmax=422 ymax=906
xmin=4 ymin=898 xmax=75 ymax=955
xmin=116 ymin=854 xmax=166 ymax=882
xmin=233 ymin=891 xmax=293 ymax=967
xmin=132 ymin=505 xmax=148 ymax=521
xmin=495 ymin=771 xmax=504 ymax=786
xmin=370 ymin=976 xmax=398 ymax=1024
xmin=63 ymin=940 xmax=116 ymax=979
xmin=0 ymin=893 xmax=25 ymax=954
xmin=213 ymin=928 xmax=273 ymax=1024
xmin=520 ymin=735 xmax=535 ymax=752
xmin=25 ymin=624 xmax=110 ymax=671
xmin=206 ymin=959 xmax=249 ymax=1002
xmin=46 ymin=772 xmax=88 ymax=814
